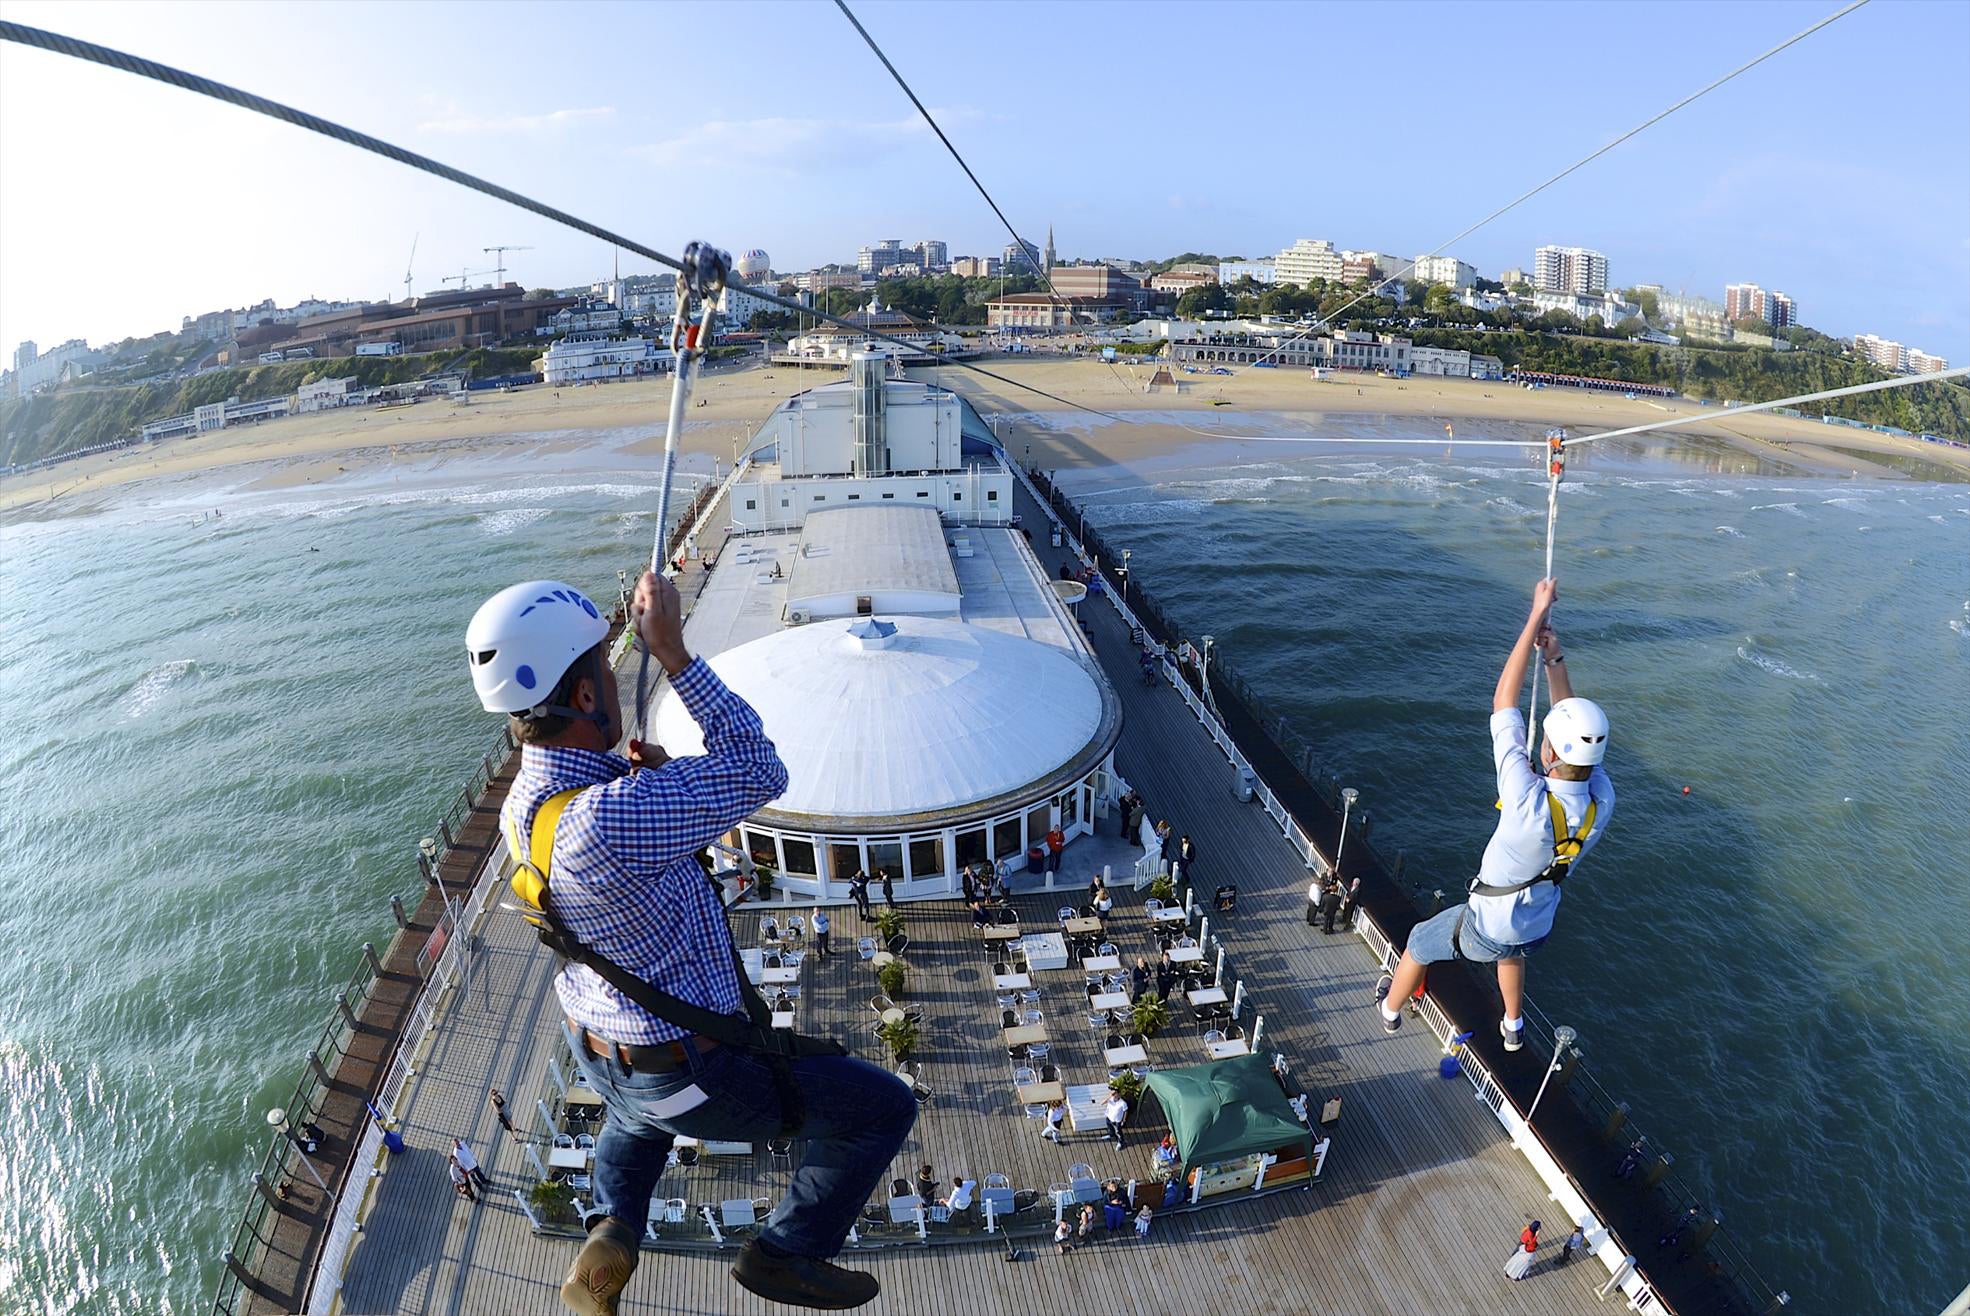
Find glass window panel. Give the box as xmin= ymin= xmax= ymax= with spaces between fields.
xmin=992 ymin=815 xmax=1022 ymax=859
xmin=956 ymin=827 xmax=988 ymax=869
xmin=866 ymin=838 xmax=903 ymax=885
xmin=828 ymin=839 xmax=862 ymax=883
xmin=780 ymin=835 xmax=817 ymax=876
xmin=908 ymin=834 xmax=945 ymax=882
xmin=1027 ymin=803 xmax=1051 ymax=844
xmin=1059 ymin=790 xmax=1079 ymax=829
xmin=742 ymin=828 xmax=779 ymax=874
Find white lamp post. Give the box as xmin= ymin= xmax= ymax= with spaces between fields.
xmin=1523 ymin=1025 xmax=1577 ymax=1134
xmin=420 ymin=836 xmax=448 ymax=906
xmin=267 ymin=1108 xmax=327 ymax=1190
xmin=1333 ymin=788 xmax=1359 ymax=878
xmin=1120 ymin=549 xmax=1132 ymax=612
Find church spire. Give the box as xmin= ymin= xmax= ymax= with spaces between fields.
xmin=1043 ymin=224 xmax=1055 ymax=273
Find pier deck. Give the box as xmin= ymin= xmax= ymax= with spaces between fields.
xmin=328 ymin=485 xmax=1610 ymax=1315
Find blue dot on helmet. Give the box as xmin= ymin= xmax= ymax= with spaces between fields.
xmin=516 ymin=664 xmax=536 ymax=690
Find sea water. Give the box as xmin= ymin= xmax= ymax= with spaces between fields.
xmin=1 ymin=430 xmax=1964 ymax=1314
xmin=1059 ymin=435 xmax=1970 ymax=1315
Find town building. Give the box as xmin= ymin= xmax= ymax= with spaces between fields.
xmin=1217 ymin=259 xmax=1278 ymax=285
xmin=777 ymin=294 xmax=968 ymax=364
xmin=1532 ymin=245 xmax=1609 ymax=295
xmin=950 ymin=256 xmax=999 ymax=278
xmin=1408 ymin=345 xmax=1505 ymax=379
xmin=858 ymin=240 xmax=905 ymax=275
xmin=1724 ymin=283 xmax=1796 ymax=329
xmin=1499 ymin=267 xmax=1528 ymax=288
xmin=1171 ymin=327 xmax=1413 ymax=373
xmin=1906 ymin=348 xmax=1950 ymax=374
xmin=1149 ymin=270 xmax=1216 ymax=294
xmin=1047 ymin=264 xmax=1143 ymax=306
xmin=537 ymin=334 xmax=668 ymax=384
xmin=255 ymin=286 xmax=577 ymax=360
xmin=141 ymin=393 xmax=291 ymax=441
xmin=551 ymin=303 xmax=627 ymax=335
xmin=6 ymin=338 xmax=98 ymax=397
xmin=1529 ymin=289 xmax=1639 ymax=325
xmin=792 ymin=269 xmax=864 ymax=294
xmin=1413 ymin=255 xmax=1477 ymax=289
xmin=1003 ymin=237 xmax=1045 ymax=275
xmin=1273 ymin=238 xmax=1345 ymax=285
xmin=985 ymin=294 xmax=1129 ymax=331
xmin=1341 ymin=254 xmax=1378 ymax=285
xmin=1854 ymin=334 xmax=1950 ymax=375
xmin=292 ymin=376 xmax=360 ymax=414
xmin=913 ymin=240 xmax=947 ymax=270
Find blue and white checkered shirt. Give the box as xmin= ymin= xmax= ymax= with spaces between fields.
xmin=502 ymin=657 xmax=788 ymax=1044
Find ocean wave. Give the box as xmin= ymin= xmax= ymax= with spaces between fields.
xmin=1750 ymin=502 xmax=1808 ymax=519
xmin=1736 ymin=645 xmax=1821 ymax=684
xmin=120 ymin=659 xmax=200 ymax=719
xmin=478 ymin=507 xmax=551 ymax=536
xmin=1715 ymin=526 xmax=1744 ymax=538
xmin=1486 ymin=496 xmax=1536 ymax=517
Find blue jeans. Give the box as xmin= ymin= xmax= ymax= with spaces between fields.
xmin=1404 ymin=903 xmax=1550 ymax=966
xmin=572 ymin=1034 xmax=918 ymax=1258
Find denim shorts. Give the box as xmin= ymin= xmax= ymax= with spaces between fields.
xmin=1404 ymin=903 xmax=1548 ymax=966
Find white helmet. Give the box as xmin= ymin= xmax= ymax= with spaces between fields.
xmin=1543 ymin=697 xmax=1609 ymax=767
xmin=465 ymin=580 xmax=610 ymax=714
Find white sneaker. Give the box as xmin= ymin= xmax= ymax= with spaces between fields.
xmin=1500 ymin=1018 xmax=1525 ymax=1052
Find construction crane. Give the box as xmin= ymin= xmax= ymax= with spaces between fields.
xmin=482 ymin=244 xmax=533 ymax=287
xmin=402 ymin=232 xmax=419 ymax=303
xmin=441 ymin=266 xmax=499 ymax=291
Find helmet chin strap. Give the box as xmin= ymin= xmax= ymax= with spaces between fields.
xmin=524 ymin=650 xmax=615 ymax=746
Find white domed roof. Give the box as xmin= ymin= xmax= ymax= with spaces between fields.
xmin=653 ymin=616 xmax=1108 ymax=824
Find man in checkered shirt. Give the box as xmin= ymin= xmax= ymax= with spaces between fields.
xmin=468 ymin=570 xmax=915 ymax=1313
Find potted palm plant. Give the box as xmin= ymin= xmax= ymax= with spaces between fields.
xmin=529 ymin=1177 xmax=578 ymax=1227
xmin=877 ymin=1015 xmax=920 ymax=1062
xmin=1149 ymin=874 xmax=1175 ymax=903
xmin=1130 ymin=995 xmax=1169 ymax=1040
xmin=877 ymin=957 xmax=907 ymax=998
xmin=874 ymin=905 xmax=906 ymax=953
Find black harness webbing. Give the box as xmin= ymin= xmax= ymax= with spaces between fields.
xmin=509 ymin=788 xmax=844 ymax=1136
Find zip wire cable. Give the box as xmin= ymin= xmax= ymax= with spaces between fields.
xmin=0 ymin=20 xmax=1129 ymax=427
xmin=1235 ymin=0 xmax=1870 ymax=373
xmin=1525 ymin=436 xmax=1565 ymax=752
xmin=832 ymin=0 xmax=1070 ymax=312
xmin=1562 ymin=364 xmax=1970 ymax=448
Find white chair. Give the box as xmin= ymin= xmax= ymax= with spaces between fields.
xmin=856 ymin=937 xmax=878 ymax=960
xmin=1017 ymin=987 xmax=1041 ymax=1007
xmin=1013 ymin=1065 xmax=1037 ymax=1087
xmin=1145 ymin=898 xmax=1163 ymax=912
xmin=984 ymin=1172 xmax=1010 ymax=1190
xmin=575 ymin=1133 xmax=595 ymax=1150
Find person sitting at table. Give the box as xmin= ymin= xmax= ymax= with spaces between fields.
xmin=1040 ymin=1098 xmax=1065 ymax=1144
xmin=1102 ymin=1180 xmax=1129 ymax=1231
xmin=940 ymin=1176 xmax=977 ymax=1225
xmin=915 ymin=1164 xmax=937 ymax=1209
xmin=969 ymin=898 xmax=991 ymax=929
xmin=1076 ymin=1203 xmax=1096 ymax=1244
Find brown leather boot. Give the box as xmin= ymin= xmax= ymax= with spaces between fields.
xmin=560 ymin=1217 xmax=640 ymax=1316
xmin=732 ymin=1237 xmax=880 ymax=1310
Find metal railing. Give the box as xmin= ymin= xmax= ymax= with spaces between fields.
xmin=211 ymin=723 xmax=516 ymax=1316
xmin=1015 ymin=456 xmax=1784 ymax=1316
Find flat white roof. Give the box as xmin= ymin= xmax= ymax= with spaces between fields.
xmin=784 ymin=505 xmax=959 ymax=611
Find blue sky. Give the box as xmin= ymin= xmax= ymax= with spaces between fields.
xmin=2 ymin=0 xmax=1965 ymax=361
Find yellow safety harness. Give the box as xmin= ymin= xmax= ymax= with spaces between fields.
xmin=1470 ymin=793 xmax=1598 ymax=898
xmin=503 ymin=786 xmax=843 ymax=1135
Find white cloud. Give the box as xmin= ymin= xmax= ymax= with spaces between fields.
xmin=416 ymin=105 xmax=616 ymax=136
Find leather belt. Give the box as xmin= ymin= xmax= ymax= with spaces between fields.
xmin=570 ymin=1020 xmax=718 ymax=1073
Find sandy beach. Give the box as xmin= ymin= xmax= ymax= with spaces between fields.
xmin=5 ymin=353 xmax=1965 ymax=518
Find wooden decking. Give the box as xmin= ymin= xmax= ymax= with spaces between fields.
xmin=327 ymin=482 xmax=1615 ymax=1315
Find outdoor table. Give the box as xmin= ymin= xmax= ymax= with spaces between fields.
xmin=771 ymin=1011 xmax=795 ymax=1029
xmin=992 ymin=973 xmax=1032 ymax=991
xmin=1150 ymin=907 xmax=1188 ymax=925
xmin=683 ymin=1139 xmax=754 ymax=1156
xmin=1168 ymin=946 xmax=1204 ymax=964
xmin=1018 ymin=932 xmax=1069 ymax=971
xmin=563 ymin=1087 xmax=604 ymax=1110
xmin=1207 ymin=1039 xmax=1252 ymax=1059
xmin=1062 ymin=916 xmax=1103 ymax=936
xmin=1081 ymin=954 xmax=1122 ymax=972
xmin=1017 ymin=1080 xmax=1066 ymax=1105
xmin=762 ymin=966 xmax=799 ymax=986
xmin=1103 ymin=1043 xmax=1149 ymax=1067
xmin=720 ymin=1199 xmax=758 ymax=1227
xmin=983 ymin=925 xmax=1021 ymax=942
xmin=1186 ymin=986 xmax=1228 ymax=1007
xmin=547 ymin=1146 xmax=590 ymax=1170
xmin=1091 ymin=991 xmax=1131 ymax=1011
xmin=881 ymin=1008 xmax=906 ymax=1026
xmin=1065 ymin=1082 xmax=1109 ymax=1131
xmin=870 ymin=951 xmax=895 ymax=969
xmin=1003 ymin=1023 xmax=1049 ymax=1047
xmin=740 ymin=947 xmax=765 ymax=984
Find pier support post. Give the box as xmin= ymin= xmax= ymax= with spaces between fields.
xmin=1640 ymin=1151 xmax=1674 ymax=1189
xmin=1391 ymin=850 xmax=1405 ymax=885
xmin=308 ymin=1050 xmax=333 ymax=1088
xmin=335 ymin=992 xmax=360 ymax=1032
xmin=362 ymin=942 xmax=384 ymax=977
xmin=1598 ymin=1256 xmax=1636 ymax=1298
xmin=1600 ymin=1101 xmax=1630 ymax=1143
xmin=224 ymin=1251 xmax=254 ymax=1287
xmin=252 ymin=1172 xmax=283 ymax=1211
xmin=1555 ymin=1047 xmax=1584 ymax=1089
xmin=1686 ymin=1212 xmax=1720 ymax=1255
xmin=390 ymin=896 xmax=409 ymax=930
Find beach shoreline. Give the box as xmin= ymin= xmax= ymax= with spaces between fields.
xmin=5 ymin=355 xmax=1965 ymax=520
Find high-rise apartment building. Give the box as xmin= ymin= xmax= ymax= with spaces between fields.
xmin=857 ymin=239 xmax=904 ymax=274
xmin=1906 ymin=348 xmax=1949 ymax=374
xmin=1724 ymin=283 xmax=1796 ymax=329
xmin=1273 ymin=238 xmax=1344 ymax=285
xmin=913 ymin=240 xmax=947 ymax=270
xmin=1532 ymin=246 xmax=1609 ymax=295
xmin=1003 ymin=239 xmax=1044 ymax=275
xmin=1855 ymin=334 xmax=1949 ymax=375
xmin=950 ymin=256 xmax=999 ymax=278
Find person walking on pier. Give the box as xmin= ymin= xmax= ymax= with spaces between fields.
xmin=451 ymin=1137 xmax=490 ymax=1189
xmin=1504 ymin=1220 xmax=1541 ymax=1281
xmin=1375 ymin=579 xmax=1614 ymax=1053
xmin=470 ymin=572 xmax=914 ymax=1313
xmin=1306 ymin=877 xmax=1324 ymax=927
xmin=811 ymin=908 xmax=830 ymax=958
xmin=1558 ymin=1224 xmax=1585 ymax=1266
xmin=488 ymin=1088 xmax=519 ymax=1143
xmin=879 ymin=869 xmax=896 ymax=909
xmin=448 ymin=1156 xmax=477 ymax=1203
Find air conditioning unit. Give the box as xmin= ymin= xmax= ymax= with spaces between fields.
xmin=788 ymin=608 xmax=812 ymax=625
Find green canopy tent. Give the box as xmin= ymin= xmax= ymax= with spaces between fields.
xmin=1142 ymin=1053 xmax=1313 ymax=1193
